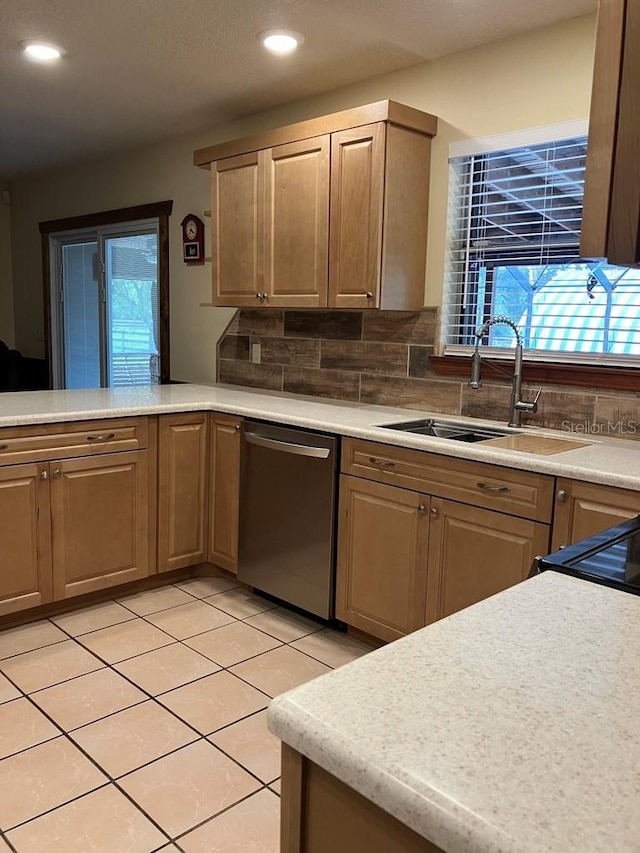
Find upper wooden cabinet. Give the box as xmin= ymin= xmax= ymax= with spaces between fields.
xmin=196 ymin=100 xmax=437 ymax=309
xmin=581 ymin=0 xmax=640 ymax=267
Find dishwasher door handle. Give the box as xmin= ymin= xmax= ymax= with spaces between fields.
xmin=244 ymin=431 xmax=331 ymax=459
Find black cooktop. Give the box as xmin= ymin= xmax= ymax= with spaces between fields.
xmin=537 ymin=515 xmax=640 ymax=595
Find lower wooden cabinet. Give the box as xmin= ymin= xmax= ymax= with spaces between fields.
xmin=551 ymin=478 xmax=639 ymax=549
xmin=0 ymin=464 xmax=52 ymax=616
xmin=336 ymin=474 xmax=551 ymax=642
xmin=50 ymin=452 xmax=150 ymax=599
xmin=157 ymin=414 xmax=209 ymax=572
xmin=336 ymin=476 xmax=430 ymax=643
xmin=428 ymin=498 xmax=550 ymax=622
xmin=208 ymin=413 xmax=242 ymax=573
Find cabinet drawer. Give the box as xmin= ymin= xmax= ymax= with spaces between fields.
xmin=342 ymin=438 xmax=553 ymax=522
xmin=0 ymin=418 xmax=148 ymax=465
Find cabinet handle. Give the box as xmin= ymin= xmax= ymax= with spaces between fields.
xmin=476 ymin=481 xmax=510 ymax=493
xmin=368 ymin=457 xmax=395 ymax=469
xmin=0 ymin=444 xmax=7 ymax=451
xmin=40 ymin=469 xmax=48 ymax=481
xmin=86 ymin=433 xmax=116 ymax=442
xmin=417 ymin=504 xmax=426 ymax=514
xmin=429 ymin=507 xmax=439 ymax=519
xmin=52 ymin=469 xmax=61 ymax=479
xmin=255 ymin=292 xmax=262 ymax=301
xmin=365 ymin=291 xmax=373 ymax=299
xmin=557 ymin=489 xmax=568 ymax=503
xmin=234 ymin=423 xmax=241 ymax=432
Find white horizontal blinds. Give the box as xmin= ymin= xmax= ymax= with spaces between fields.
xmin=443 ymin=133 xmax=640 ymax=361
xmin=105 ymin=230 xmax=160 ymax=387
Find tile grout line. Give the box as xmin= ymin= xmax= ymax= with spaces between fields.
xmin=0 ymin=582 xmax=363 ymax=847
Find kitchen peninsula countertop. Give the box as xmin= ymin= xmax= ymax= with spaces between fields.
xmin=0 ymin=383 xmax=638 ymax=490
xmin=268 ymin=572 xmax=640 ymax=853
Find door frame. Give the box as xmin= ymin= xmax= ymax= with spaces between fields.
xmin=40 ymin=200 xmax=173 ymax=388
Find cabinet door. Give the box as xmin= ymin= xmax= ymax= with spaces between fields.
xmin=264 ymin=135 xmax=329 ymax=308
xmin=329 ymin=123 xmax=386 ymax=309
xmin=0 ymin=464 xmax=52 ymax=616
xmin=336 ymin=475 xmax=429 ymax=643
xmin=209 ymin=414 xmax=241 ymax=573
xmin=211 ymin=151 xmax=264 ymax=306
xmin=50 ymin=452 xmax=150 ymax=599
xmin=427 ymin=498 xmax=550 ymax=622
xmin=551 ymin=479 xmax=639 ymax=550
xmin=158 ymin=414 xmax=208 ymax=572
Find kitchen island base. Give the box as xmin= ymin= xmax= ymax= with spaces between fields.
xmin=281 ymin=744 xmax=443 ymax=853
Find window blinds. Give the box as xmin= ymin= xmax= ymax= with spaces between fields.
xmin=442 ymin=134 xmax=640 ymax=361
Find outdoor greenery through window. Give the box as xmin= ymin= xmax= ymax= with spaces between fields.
xmin=443 ymin=133 xmax=640 ymax=362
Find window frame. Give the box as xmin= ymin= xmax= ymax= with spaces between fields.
xmin=437 ymin=122 xmax=640 ymax=391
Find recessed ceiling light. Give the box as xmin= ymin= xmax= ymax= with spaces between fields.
xmin=259 ymin=29 xmax=303 ymax=55
xmin=22 ymin=41 xmax=64 ymax=62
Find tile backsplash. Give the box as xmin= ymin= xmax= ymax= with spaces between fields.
xmin=217 ymin=309 xmax=640 ymax=441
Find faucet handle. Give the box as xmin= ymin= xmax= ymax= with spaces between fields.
xmin=531 ymin=387 xmax=543 ymax=413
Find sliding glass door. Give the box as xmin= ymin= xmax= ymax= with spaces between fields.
xmin=51 ymin=221 xmax=160 ymax=389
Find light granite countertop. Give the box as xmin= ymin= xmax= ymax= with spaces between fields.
xmin=268 ymin=572 xmax=640 ymax=853
xmin=0 ymin=383 xmax=638 ymax=490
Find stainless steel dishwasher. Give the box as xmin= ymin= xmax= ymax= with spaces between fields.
xmin=238 ymin=420 xmax=338 ymax=619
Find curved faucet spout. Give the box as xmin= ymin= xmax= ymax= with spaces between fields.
xmin=468 ymin=316 xmax=541 ymax=428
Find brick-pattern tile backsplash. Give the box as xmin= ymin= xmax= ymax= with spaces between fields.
xmin=217 ymin=309 xmax=640 ymax=439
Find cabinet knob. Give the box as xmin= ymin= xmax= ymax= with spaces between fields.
xmin=429 ymin=507 xmax=439 ymax=519
xmin=234 ymin=423 xmax=241 ymax=432
xmin=40 ymin=469 xmax=48 ymax=481
xmin=52 ymin=469 xmax=61 ymax=479
xmin=255 ymin=292 xmax=263 ymax=301
xmin=365 ymin=291 xmax=373 ymax=299
xmin=417 ymin=504 xmax=426 ymax=514
xmin=557 ymin=489 xmax=568 ymax=503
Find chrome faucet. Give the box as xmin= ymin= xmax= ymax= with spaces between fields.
xmin=469 ymin=315 xmax=542 ymax=428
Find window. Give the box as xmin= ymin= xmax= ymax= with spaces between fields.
xmin=443 ymin=130 xmax=640 ymax=364
xmin=40 ymin=201 xmax=172 ymax=389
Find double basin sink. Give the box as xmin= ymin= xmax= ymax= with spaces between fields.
xmin=379 ymin=418 xmax=514 ymax=443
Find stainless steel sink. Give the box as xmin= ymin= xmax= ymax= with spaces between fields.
xmin=378 ymin=418 xmax=515 ymax=443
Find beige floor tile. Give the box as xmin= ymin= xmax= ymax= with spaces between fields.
xmin=0 ymin=736 xmax=107 ymax=830
xmin=119 ymin=740 xmax=260 ymax=838
xmin=180 ymin=789 xmax=279 ymax=853
xmin=185 ymin=622 xmax=281 ymax=668
xmin=0 ymin=672 xmax=20 ymax=705
xmin=71 ymin=700 xmax=198 ymax=778
xmin=51 ymin=601 xmax=136 ymax=637
xmin=269 ymin=779 xmax=281 ymax=795
xmin=176 ymin=575 xmax=239 ymax=598
xmin=145 ymin=600 xmax=235 ymax=640
xmin=0 ymin=698 xmax=60 ymax=759
xmin=243 ymin=607 xmax=322 ymax=643
xmin=205 ymin=588 xmax=278 ymax=620
xmin=0 ymin=640 xmax=104 ymax=694
xmin=209 ymin=710 xmax=280 ymax=783
xmin=290 ymin=627 xmax=376 ymax=669
xmin=114 ymin=643 xmax=220 ymax=696
xmin=159 ymin=671 xmax=268 ymax=735
xmin=117 ymin=586 xmax=196 ymax=616
xmin=0 ymin=620 xmax=67 ymax=661
xmin=31 ymin=668 xmax=146 ymax=731
xmin=6 ymin=784 xmax=167 ymax=853
xmin=0 ymin=838 xmax=10 ymax=850
xmin=230 ymin=646 xmax=330 ymax=698
xmin=76 ymin=620 xmax=174 ymax=664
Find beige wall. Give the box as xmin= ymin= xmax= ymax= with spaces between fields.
xmin=0 ymin=184 xmax=15 ymax=347
xmin=9 ymin=13 xmax=596 ymax=380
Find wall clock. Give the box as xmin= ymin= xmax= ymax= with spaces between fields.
xmin=180 ymin=214 xmax=205 ymax=264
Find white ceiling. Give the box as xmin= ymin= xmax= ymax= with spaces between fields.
xmin=1 ymin=0 xmax=596 ymax=181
